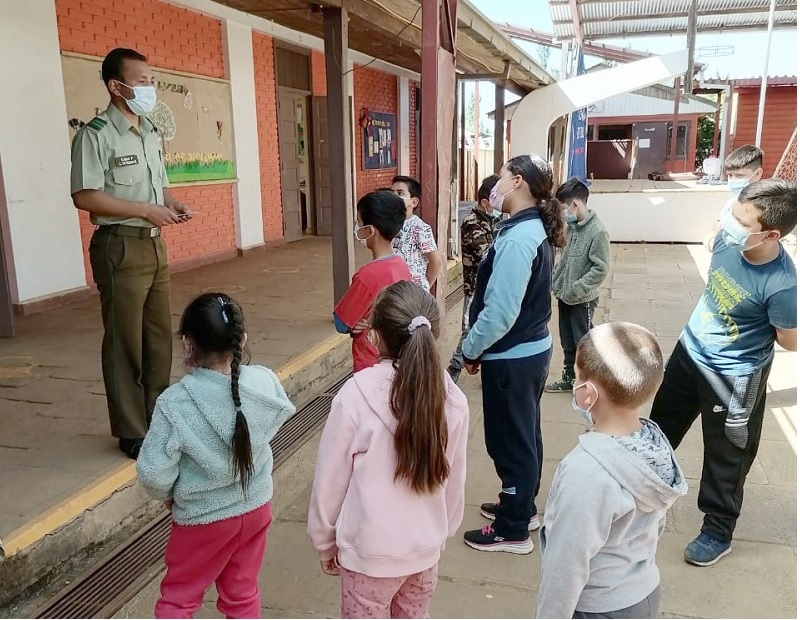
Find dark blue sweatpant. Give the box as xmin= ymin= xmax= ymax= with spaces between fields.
xmin=481 ymin=347 xmax=551 ymax=539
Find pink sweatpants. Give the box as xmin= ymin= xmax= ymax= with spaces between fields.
xmin=155 ymin=502 xmax=272 ymax=619
xmin=340 ymin=564 xmax=439 ymax=619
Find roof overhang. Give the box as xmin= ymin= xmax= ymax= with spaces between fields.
xmin=548 ymin=0 xmax=798 ymax=41
xmin=214 ymin=0 xmax=553 ymax=93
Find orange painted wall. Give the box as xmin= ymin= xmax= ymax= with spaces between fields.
xmin=311 ymin=51 xmax=327 ymax=96
xmin=252 ymin=32 xmax=283 ymax=244
xmin=731 ymin=86 xmax=797 ymax=177
xmin=354 ymin=65 xmax=399 ymax=197
xmin=55 ymin=0 xmax=236 ymax=284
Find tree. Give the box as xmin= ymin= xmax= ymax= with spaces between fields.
xmin=465 ymin=92 xmax=488 ymax=136
xmin=695 ymin=113 xmax=716 ymax=170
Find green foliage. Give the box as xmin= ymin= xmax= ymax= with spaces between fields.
xmin=695 ymin=114 xmax=717 ymax=169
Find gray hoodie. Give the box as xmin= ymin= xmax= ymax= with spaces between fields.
xmin=536 ymin=419 xmax=688 ymax=619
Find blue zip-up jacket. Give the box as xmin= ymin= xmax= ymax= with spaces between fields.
xmin=462 ymin=207 xmax=554 ymax=362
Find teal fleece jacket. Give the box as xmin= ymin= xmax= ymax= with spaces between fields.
xmin=552 ymin=210 xmax=611 ymax=305
xmin=137 ymin=366 xmax=295 ymax=525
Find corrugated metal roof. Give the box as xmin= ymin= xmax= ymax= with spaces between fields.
xmin=549 ymin=0 xmax=798 ymax=40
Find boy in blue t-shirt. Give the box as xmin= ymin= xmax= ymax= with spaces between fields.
xmin=650 ymin=179 xmax=797 ymax=567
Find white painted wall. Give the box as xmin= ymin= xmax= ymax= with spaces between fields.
xmin=222 ymin=20 xmax=265 ymax=250
xmin=590 ymin=189 xmax=729 ymax=243
xmin=398 ymin=77 xmax=411 ymax=176
xmin=591 ymin=91 xmax=717 ymax=118
xmin=0 ymin=0 xmax=87 ymax=303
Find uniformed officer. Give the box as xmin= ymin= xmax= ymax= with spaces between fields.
xmin=70 ymin=48 xmax=192 ymax=459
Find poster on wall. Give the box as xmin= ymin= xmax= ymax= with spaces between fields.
xmin=361 ymin=110 xmax=397 ymax=170
xmin=61 ymin=53 xmax=236 ymax=184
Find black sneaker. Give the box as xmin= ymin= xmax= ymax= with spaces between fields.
xmin=545 ymin=374 xmax=574 ymax=393
xmin=119 ymin=438 xmax=144 ymax=460
xmin=480 ymin=502 xmax=540 ymax=531
xmin=447 ymin=365 xmax=461 ymax=383
xmin=463 ymin=524 xmax=534 ymax=554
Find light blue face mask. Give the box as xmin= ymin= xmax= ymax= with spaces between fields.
xmin=117 ymin=82 xmax=157 ymax=116
xmin=727 ymin=178 xmax=749 ymax=197
xmin=572 ymin=382 xmax=597 ymax=428
xmin=720 ymin=213 xmax=766 ymax=252
xmin=562 ymin=208 xmax=578 ymax=224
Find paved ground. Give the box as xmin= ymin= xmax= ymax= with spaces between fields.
xmin=117 ymin=243 xmax=797 ymax=619
xmin=0 ymin=238 xmax=373 ymax=539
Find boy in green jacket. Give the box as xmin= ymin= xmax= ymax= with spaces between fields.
xmin=546 ymin=178 xmax=611 ymax=393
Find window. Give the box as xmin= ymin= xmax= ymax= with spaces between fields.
xmin=666 ymin=123 xmax=689 ymax=159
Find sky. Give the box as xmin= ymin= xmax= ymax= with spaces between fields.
xmin=467 ymin=0 xmax=797 ymax=129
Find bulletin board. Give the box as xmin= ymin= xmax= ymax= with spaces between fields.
xmin=362 ymin=111 xmax=397 ymax=170
xmin=61 ymin=53 xmax=236 ymax=184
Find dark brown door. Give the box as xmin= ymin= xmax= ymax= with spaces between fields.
xmin=632 ymin=122 xmax=668 ymax=179
xmin=0 ymin=154 xmax=15 ymax=337
xmin=311 ymin=96 xmax=332 ymax=236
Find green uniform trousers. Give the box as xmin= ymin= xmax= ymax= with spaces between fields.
xmin=89 ymin=226 xmax=173 ymax=439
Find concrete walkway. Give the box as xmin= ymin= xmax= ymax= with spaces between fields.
xmin=0 ymin=237 xmax=372 ymax=542
xmin=116 ymin=243 xmax=797 ymax=619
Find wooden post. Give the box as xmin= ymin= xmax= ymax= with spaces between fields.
xmin=472 ymin=81 xmax=480 ymax=199
xmin=712 ymin=90 xmax=722 ymax=157
xmin=322 ymin=7 xmax=355 ymax=304
xmin=494 ymin=81 xmax=505 ymax=172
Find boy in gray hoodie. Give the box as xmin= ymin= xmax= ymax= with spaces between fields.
xmin=546 ymin=178 xmax=610 ymax=392
xmin=536 ymin=322 xmax=687 ymax=619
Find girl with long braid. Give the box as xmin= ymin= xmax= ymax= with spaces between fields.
xmin=137 ymin=293 xmax=295 ymax=619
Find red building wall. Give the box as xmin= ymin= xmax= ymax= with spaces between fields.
xmin=311 ymin=51 xmax=327 ymax=96
xmin=252 ymin=32 xmax=283 ymax=244
xmin=731 ymin=86 xmax=797 ymax=177
xmin=55 ymin=0 xmax=236 ymax=284
xmin=353 ymin=65 xmax=399 ymax=196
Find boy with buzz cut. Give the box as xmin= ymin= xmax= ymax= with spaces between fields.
xmin=391 ymin=175 xmax=443 ymax=291
xmin=334 ymin=191 xmax=412 ymax=373
xmin=651 ymin=179 xmax=797 ymax=567
xmin=546 ymin=177 xmax=611 ymax=393
xmin=537 ymin=322 xmax=687 ymax=619
xmin=704 ymin=144 xmax=765 ymax=251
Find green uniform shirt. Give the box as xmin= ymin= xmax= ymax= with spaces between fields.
xmin=70 ymin=103 xmax=169 ymax=227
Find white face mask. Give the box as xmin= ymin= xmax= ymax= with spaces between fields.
xmin=117 ymin=82 xmax=157 ymax=116
xmin=353 ymin=224 xmax=373 ymax=245
xmin=488 ymin=177 xmax=517 ymax=213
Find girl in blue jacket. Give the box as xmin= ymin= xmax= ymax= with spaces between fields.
xmin=461 ymin=154 xmax=566 ymax=554
xmin=137 ymin=293 xmax=295 ymax=618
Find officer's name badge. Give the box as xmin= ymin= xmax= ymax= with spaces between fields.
xmin=115 ymin=155 xmax=139 ymax=167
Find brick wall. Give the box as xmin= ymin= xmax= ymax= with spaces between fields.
xmin=311 ymin=51 xmax=327 ymax=96
xmin=409 ymin=81 xmax=418 ymax=178
xmin=354 ymin=65 xmax=399 ymax=197
xmin=732 ymin=86 xmax=798 ymax=177
xmin=56 ymin=0 xmax=236 ymax=280
xmin=253 ymin=32 xmax=283 ymax=243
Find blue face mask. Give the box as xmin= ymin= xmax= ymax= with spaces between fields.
xmin=727 ymin=178 xmax=748 ymax=197
xmin=720 ymin=213 xmax=765 ymax=252
xmin=572 ymin=382 xmax=597 ymax=428
xmin=562 ymin=208 xmax=578 ymax=224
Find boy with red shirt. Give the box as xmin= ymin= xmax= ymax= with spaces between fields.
xmin=334 ymin=191 xmax=412 ymax=372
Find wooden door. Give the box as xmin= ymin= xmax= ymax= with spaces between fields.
xmin=278 ymin=88 xmax=303 ymax=242
xmin=311 ymin=96 xmax=332 ymax=236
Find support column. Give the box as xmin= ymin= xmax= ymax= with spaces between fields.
xmin=755 ymin=0 xmax=777 ymax=147
xmin=669 ymin=77 xmax=681 ymax=172
xmin=494 ymin=81 xmax=505 ymax=172
xmin=323 ymin=7 xmax=355 ymax=303
xmin=712 ymin=91 xmax=722 ymax=157
xmin=223 ymin=20 xmax=265 ymax=251
xmin=459 ymin=81 xmax=466 ymax=200
xmin=398 ymin=76 xmax=411 ymax=175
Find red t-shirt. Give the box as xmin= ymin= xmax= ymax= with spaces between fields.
xmin=334 ymin=255 xmax=412 ymax=372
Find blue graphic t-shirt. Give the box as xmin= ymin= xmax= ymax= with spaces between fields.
xmin=682 ymin=235 xmax=797 ymax=375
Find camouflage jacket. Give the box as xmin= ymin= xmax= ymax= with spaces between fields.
xmin=461 ymin=208 xmax=497 ymax=297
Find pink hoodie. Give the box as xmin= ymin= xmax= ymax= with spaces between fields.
xmin=307 ymin=360 xmax=469 ymax=579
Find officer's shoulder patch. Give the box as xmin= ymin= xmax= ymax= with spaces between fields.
xmin=86 ymin=116 xmax=107 ymax=132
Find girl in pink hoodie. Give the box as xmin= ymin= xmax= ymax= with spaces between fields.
xmin=307 ymin=281 xmax=469 ymax=619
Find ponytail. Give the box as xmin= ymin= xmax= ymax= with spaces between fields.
xmin=539 ymin=197 xmax=567 ymax=248
xmin=372 ymin=281 xmax=449 ymax=495
xmin=228 ymin=305 xmax=254 ymax=493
